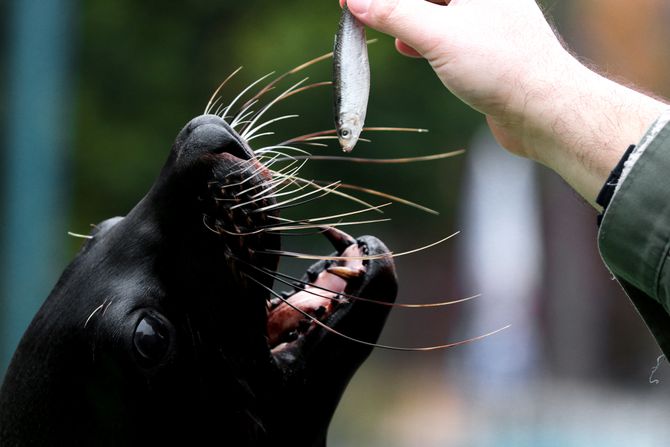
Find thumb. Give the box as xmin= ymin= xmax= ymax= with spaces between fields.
xmin=344 ymin=0 xmax=447 ymax=55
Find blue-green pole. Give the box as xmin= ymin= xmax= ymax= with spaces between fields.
xmin=1 ymin=0 xmax=74 ymax=376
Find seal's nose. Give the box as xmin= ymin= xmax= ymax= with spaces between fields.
xmin=176 ymin=115 xmax=253 ymax=162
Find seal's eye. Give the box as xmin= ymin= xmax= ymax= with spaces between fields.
xmin=133 ymin=315 xmax=170 ymax=366
xmin=339 ymin=128 xmax=351 ymax=138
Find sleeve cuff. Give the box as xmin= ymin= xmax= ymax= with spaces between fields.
xmin=598 ymin=114 xmax=670 ymax=309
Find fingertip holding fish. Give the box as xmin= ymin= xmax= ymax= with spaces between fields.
xmin=333 ymin=3 xmax=370 ymax=153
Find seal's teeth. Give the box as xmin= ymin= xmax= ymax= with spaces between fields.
xmin=320 ymin=226 xmax=356 ymax=253
xmin=327 ymin=266 xmax=365 ymax=280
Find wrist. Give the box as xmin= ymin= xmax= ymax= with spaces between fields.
xmin=508 ymin=59 xmax=667 ymax=205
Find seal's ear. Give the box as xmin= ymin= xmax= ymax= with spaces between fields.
xmin=91 ymin=216 xmax=124 ymax=238
xmin=76 ymin=216 xmax=124 ymax=254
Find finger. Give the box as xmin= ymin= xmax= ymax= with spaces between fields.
xmin=345 ymin=0 xmax=448 ymax=54
xmin=340 ymin=0 xmax=447 ymax=7
xmin=395 ymin=39 xmax=423 ymax=58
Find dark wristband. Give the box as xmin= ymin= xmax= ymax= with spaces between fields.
xmin=596 ymin=144 xmax=637 ymax=226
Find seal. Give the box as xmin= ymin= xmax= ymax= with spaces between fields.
xmin=0 ymin=114 xmax=398 ymax=446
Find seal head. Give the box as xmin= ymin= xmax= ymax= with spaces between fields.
xmin=0 ymin=114 xmax=397 ymax=446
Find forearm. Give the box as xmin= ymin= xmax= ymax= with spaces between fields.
xmin=501 ymin=59 xmax=667 ymax=207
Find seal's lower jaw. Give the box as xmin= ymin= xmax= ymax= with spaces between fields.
xmin=266 ymin=228 xmax=397 ymax=365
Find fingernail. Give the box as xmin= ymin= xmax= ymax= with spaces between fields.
xmin=347 ymin=0 xmax=372 ymax=15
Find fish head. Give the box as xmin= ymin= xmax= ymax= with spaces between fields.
xmin=337 ymin=113 xmax=363 ymax=152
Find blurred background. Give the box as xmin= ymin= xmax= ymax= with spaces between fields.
xmin=2 ymin=0 xmax=670 ymax=445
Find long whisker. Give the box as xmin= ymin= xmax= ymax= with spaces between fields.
xmin=208 ymin=160 xmax=257 ymax=190
xmin=254 ymin=145 xmax=312 ymax=157
xmin=252 ymin=263 xmax=481 ymax=309
xmin=241 ymin=78 xmax=309 ymax=139
xmin=239 ymin=51 xmax=335 ymax=113
xmin=204 ymin=66 xmax=243 ymax=115
xmin=246 ymin=274 xmax=509 ymax=352
xmin=272 ymin=175 xmax=380 ymax=212
xmin=265 ymin=218 xmax=391 ymax=232
xmin=247 ymin=180 xmax=341 ymax=213
xmin=246 ymin=132 xmax=275 ymax=142
xmin=282 ymin=126 xmax=428 ymax=146
xmin=255 ymin=232 xmax=459 ymax=261
xmin=235 ymin=161 xmax=304 ymax=197
xmin=230 ymin=99 xmax=259 ymax=127
xmin=221 ymin=71 xmax=276 ymax=121
xmin=278 ymin=81 xmax=332 ymax=102
xmin=230 ymin=106 xmax=258 ymax=129
xmin=273 ymin=202 xmax=392 ymax=225
xmin=244 ymin=114 xmax=300 ymax=140
xmin=218 ymin=160 xmax=272 ymax=191
xmin=68 ymin=231 xmax=93 ymax=240
xmin=218 ymin=217 xmax=390 ymax=237
xmin=233 ymin=177 xmax=312 ymax=209
xmin=312 ymin=180 xmax=439 ymax=215
xmin=276 ymin=150 xmax=466 ymax=164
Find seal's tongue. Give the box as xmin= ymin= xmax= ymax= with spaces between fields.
xmin=266 ymin=228 xmax=366 ymax=350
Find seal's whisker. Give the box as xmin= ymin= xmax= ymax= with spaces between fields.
xmin=246 ymin=274 xmax=510 ymax=352
xmin=230 ymin=108 xmax=257 ymax=129
xmin=252 ymin=177 xmax=305 ymax=203
xmin=230 ymin=99 xmax=259 ymax=127
xmin=219 ymin=161 xmax=272 ymax=191
xmin=202 ymin=215 xmax=222 ymax=235
xmin=243 ymin=80 xmax=332 ymax=130
xmin=245 ymin=180 xmax=341 ymax=213
xmin=281 ymin=126 xmax=429 ymax=146
xmin=274 ymin=150 xmax=466 ymax=165
xmin=271 ymin=202 xmax=391 ymax=225
xmin=260 ymin=173 xmax=337 ymax=202
xmin=245 ymin=131 xmax=275 ymax=142
xmin=205 ymin=66 xmax=243 ymax=114
xmin=240 ymin=78 xmax=309 ymax=138
xmin=262 ymin=162 xmax=304 ymax=184
xmin=235 ymin=163 xmax=302 ymax=197
xmin=221 ymin=71 xmax=276 ymax=121
xmin=268 ymin=175 xmax=379 ymax=211
xmin=255 ymin=189 xmax=338 ymax=214
xmin=244 ymin=114 xmax=299 ymax=140
xmin=265 ymin=218 xmax=391 ymax=232
xmin=68 ymin=231 xmax=93 ymax=240
xmin=239 ymin=50 xmax=334 ymax=114
xmin=255 ymin=232 xmax=459 ymax=261
xmin=233 ymin=179 xmax=312 ymax=209
xmin=206 ymin=96 xmax=224 ymax=117
xmin=312 ymin=179 xmax=439 ymax=215
xmin=278 ymin=81 xmax=332 ymax=102
xmin=250 ymin=177 xmax=310 ymax=201
xmin=250 ymin=262 xmax=483 ymax=309
xmin=212 ymin=160 xmax=257 ymax=188
xmin=255 ymin=145 xmax=311 ymax=157
xmin=84 ymin=299 xmax=108 ymax=328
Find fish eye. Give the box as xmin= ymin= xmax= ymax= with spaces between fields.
xmin=339 ymin=128 xmax=351 ymax=138
xmin=133 ymin=314 xmax=170 ymax=366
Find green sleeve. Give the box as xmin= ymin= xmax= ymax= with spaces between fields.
xmin=598 ymin=119 xmax=670 ymax=357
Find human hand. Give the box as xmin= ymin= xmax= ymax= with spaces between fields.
xmin=343 ymin=0 xmax=667 ymax=205
xmin=343 ymin=0 xmax=573 ymax=157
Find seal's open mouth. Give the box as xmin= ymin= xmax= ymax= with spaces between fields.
xmin=185 ymin=115 xmax=397 ymax=371
xmin=267 ymin=229 xmax=368 ymax=353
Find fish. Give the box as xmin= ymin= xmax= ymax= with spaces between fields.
xmin=333 ymin=3 xmax=370 ymax=153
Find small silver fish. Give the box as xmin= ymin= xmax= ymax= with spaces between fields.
xmin=333 ymin=4 xmax=370 ymax=153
